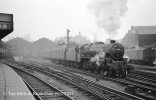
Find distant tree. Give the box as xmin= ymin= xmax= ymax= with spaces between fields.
xmin=54 ymin=33 xmax=91 ymax=45
xmin=54 ymin=37 xmax=67 ymax=45
xmin=70 ymin=34 xmax=91 ymax=45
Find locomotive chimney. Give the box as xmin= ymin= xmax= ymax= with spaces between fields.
xmin=110 ymin=40 xmax=116 ymax=44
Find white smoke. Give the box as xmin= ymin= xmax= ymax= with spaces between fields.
xmin=90 ymin=52 xmax=105 ymax=66
xmin=88 ymin=0 xmax=128 ymax=35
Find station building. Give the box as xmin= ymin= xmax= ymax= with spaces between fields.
xmin=121 ymin=26 xmax=156 ymax=49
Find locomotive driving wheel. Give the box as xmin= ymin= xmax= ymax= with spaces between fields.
xmin=83 ymin=62 xmax=89 ymax=71
xmin=94 ymin=66 xmax=99 ymax=74
xmin=108 ymin=67 xmax=116 ymax=77
xmin=119 ymin=69 xmax=126 ymax=78
xmin=93 ymin=66 xmax=102 ymax=74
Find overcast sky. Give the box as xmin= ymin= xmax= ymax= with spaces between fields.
xmin=1 ymin=0 xmax=156 ymax=42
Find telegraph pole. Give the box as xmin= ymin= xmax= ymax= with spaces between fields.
xmin=67 ymin=29 xmax=70 ymax=48
xmin=65 ymin=29 xmax=70 ymax=60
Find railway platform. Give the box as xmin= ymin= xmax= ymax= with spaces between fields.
xmin=0 ymin=62 xmax=35 ymax=100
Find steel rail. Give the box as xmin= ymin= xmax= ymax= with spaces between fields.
xmin=2 ymin=60 xmax=76 ymax=100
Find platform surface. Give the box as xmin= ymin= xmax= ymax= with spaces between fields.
xmin=0 ymin=62 xmax=35 ymax=100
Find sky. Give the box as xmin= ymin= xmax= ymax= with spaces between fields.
xmin=0 ymin=0 xmax=156 ymax=42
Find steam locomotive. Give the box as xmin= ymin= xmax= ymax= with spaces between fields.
xmin=43 ymin=40 xmax=133 ymax=77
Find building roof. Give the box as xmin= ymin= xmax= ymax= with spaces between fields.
xmin=131 ymin=26 xmax=156 ymax=34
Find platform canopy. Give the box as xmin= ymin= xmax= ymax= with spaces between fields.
xmin=0 ymin=13 xmax=13 ymax=40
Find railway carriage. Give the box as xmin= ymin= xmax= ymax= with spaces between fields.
xmin=50 ymin=47 xmax=65 ymax=60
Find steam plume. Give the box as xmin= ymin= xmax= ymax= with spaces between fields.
xmin=88 ymin=0 xmax=128 ymax=35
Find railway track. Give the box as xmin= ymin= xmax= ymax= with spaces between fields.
xmin=126 ymin=72 xmax=156 ymax=88
xmin=2 ymin=60 xmax=143 ymax=100
xmin=19 ymin=59 xmax=156 ymax=99
xmin=14 ymin=69 xmax=75 ymax=100
xmin=32 ymin=60 xmax=156 ymax=88
xmin=131 ymin=70 xmax=156 ymax=80
xmin=13 ymin=67 xmax=77 ymax=100
xmin=44 ymin=61 xmax=156 ymax=100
